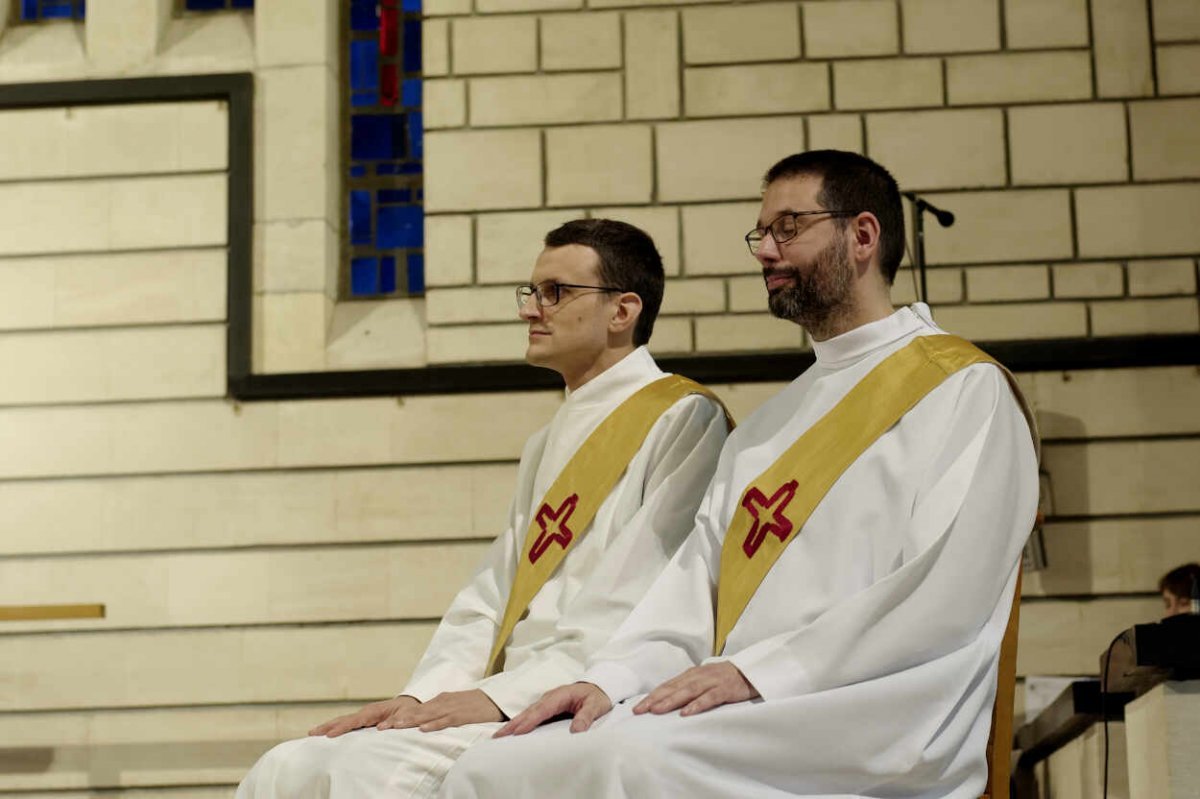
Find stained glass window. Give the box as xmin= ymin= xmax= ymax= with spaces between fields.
xmin=182 ymin=0 xmax=254 ymax=10
xmin=345 ymin=0 xmax=424 ymax=299
xmin=18 ymin=0 xmax=85 ymax=21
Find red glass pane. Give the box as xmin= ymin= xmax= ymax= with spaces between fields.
xmin=380 ymin=0 xmax=399 ymax=56
xmin=381 ymin=65 xmax=399 ymax=106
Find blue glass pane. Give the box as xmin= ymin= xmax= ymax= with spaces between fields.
xmin=350 ymin=1 xmax=378 ymax=30
xmin=401 ymin=79 xmax=421 ymax=108
xmin=351 ymin=92 xmax=379 ymax=107
xmin=377 ymin=205 xmax=423 ymax=249
xmin=402 ymin=19 xmax=422 ymax=73
xmin=349 ymin=165 xmax=367 ymax=178
xmin=231 ymin=0 xmax=254 ymax=7
xmin=378 ymin=188 xmax=412 ymax=204
xmin=351 ymin=258 xmax=379 ymax=296
xmin=351 ymin=115 xmax=397 ymax=160
xmin=380 ymin=257 xmax=398 ymax=294
xmin=398 ymin=163 xmax=423 ymax=174
xmin=42 ymin=3 xmax=75 ymax=18
xmin=407 ymin=254 xmax=425 ymax=294
xmin=350 ymin=40 xmax=378 ymax=92
xmin=350 ymin=190 xmax=372 ymax=245
xmin=376 ymin=164 xmax=399 ymax=175
xmin=408 ymin=113 xmax=423 ymax=160
xmin=185 ymin=0 xmax=225 ymax=9
xmin=20 ymin=0 xmax=38 ymax=20
xmin=402 ymin=0 xmax=421 ymax=10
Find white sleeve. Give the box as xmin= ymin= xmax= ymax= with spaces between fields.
xmin=727 ymin=367 xmax=1038 ymax=701
xmin=478 ymin=394 xmax=729 ymax=717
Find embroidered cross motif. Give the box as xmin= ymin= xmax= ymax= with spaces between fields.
xmin=529 ymin=493 xmax=580 ymax=564
xmin=740 ymin=479 xmax=799 ymax=558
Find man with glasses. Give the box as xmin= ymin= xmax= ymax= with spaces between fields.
xmin=440 ymin=150 xmax=1039 ymax=799
xmin=237 ymin=219 xmax=730 ymax=798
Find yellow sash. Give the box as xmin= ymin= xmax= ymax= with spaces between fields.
xmin=487 ymin=374 xmax=733 ymax=676
xmin=713 ymin=334 xmax=1037 ymax=655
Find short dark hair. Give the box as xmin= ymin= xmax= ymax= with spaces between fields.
xmin=763 ymin=150 xmax=906 ymax=284
xmin=544 ymin=218 xmax=665 ymax=346
xmin=1159 ymin=562 xmax=1200 ymax=599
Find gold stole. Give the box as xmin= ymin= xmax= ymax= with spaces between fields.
xmin=487 ymin=374 xmax=732 ymax=676
xmin=712 ymin=334 xmax=1037 ymax=655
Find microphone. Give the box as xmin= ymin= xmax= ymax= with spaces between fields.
xmin=902 ymin=192 xmax=955 ymax=227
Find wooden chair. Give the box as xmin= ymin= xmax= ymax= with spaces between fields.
xmin=982 ymin=569 xmax=1023 ymax=799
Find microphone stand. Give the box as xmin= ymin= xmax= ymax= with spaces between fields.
xmin=903 ymin=192 xmax=956 ymax=305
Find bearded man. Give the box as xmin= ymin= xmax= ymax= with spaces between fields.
xmin=438 ymin=150 xmax=1040 ymax=799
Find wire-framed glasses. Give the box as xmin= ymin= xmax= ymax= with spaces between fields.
xmin=745 ymin=210 xmax=859 ymax=255
xmin=515 ymin=281 xmax=626 ymax=309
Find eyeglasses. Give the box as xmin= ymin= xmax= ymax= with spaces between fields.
xmin=515 ymin=280 xmax=626 ymax=309
xmin=745 ymin=210 xmax=859 ymax=255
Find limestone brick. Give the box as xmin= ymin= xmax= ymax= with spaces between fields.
xmin=469 ymin=73 xmax=622 ymax=127
xmin=891 ymin=267 xmax=964 ymax=305
xmin=1076 ymin=183 xmax=1200 ymax=258
xmin=1051 ymin=263 xmax=1125 ymax=298
xmin=592 ymin=206 xmax=682 ymax=276
xmin=922 ymin=190 xmax=1073 ymax=265
xmin=1022 ymin=366 xmax=1200 ymax=438
xmin=546 ymin=125 xmax=653 ymax=206
xmin=254 ymin=0 xmax=336 ymax=68
xmin=685 ymin=63 xmax=830 ymax=118
xmin=1152 ymin=0 xmax=1200 ymax=41
xmin=965 ymin=265 xmax=1050 ymax=302
xmin=257 ymin=219 xmax=337 ymax=294
xmin=934 ymin=302 xmax=1088 ymax=340
xmin=647 ymin=317 xmax=694 ymax=355
xmin=1129 ymin=99 xmax=1200 ymax=181
xmin=326 ymin=300 xmax=426 ymax=369
xmin=477 ymin=0 xmax=581 ymax=10
xmin=680 ymin=202 xmax=762 ymax=276
xmin=256 ymin=293 xmax=329 ymax=374
xmin=1157 ymin=45 xmax=1200 ymax=96
xmin=424 ymin=129 xmax=541 ymax=212
xmin=728 ymin=275 xmax=768 ymax=313
xmin=426 ymin=286 xmax=519 ymax=325
xmin=1004 ymin=0 xmax=1089 ymax=49
xmin=1009 ymin=104 xmax=1128 ymax=186
xmin=807 ymin=114 xmax=864 ymax=153
xmin=901 ymin=0 xmax=1000 ymax=53
xmin=660 ymin=278 xmax=726 ymax=315
xmin=1091 ymin=298 xmax=1200 ymax=336
xmin=947 ymin=52 xmax=1092 ymax=105
xmin=695 ymin=314 xmax=805 ymax=352
xmin=803 ymin=0 xmax=899 ymax=58
xmin=476 ymin=209 xmax=585 ymax=284
xmin=1091 ymin=0 xmax=1154 ymax=98
xmin=1127 ymin=259 xmax=1197 ymax=297
xmin=257 ymin=65 xmax=338 ymax=223
xmin=424 ymin=79 xmax=467 ymax=129
xmin=866 ymin=109 xmax=1005 ymax=190
xmin=423 ymin=19 xmax=449 ymax=77
xmin=84 ymin=0 xmax=161 ymax=73
xmin=451 ymin=16 xmax=537 ymax=75
xmin=591 ymin=0 xmax=723 ymax=5
xmin=427 ymin=323 xmax=528 ymax=364
xmin=682 ymin=3 xmax=801 ymax=65
xmin=625 ymin=10 xmax=680 ymax=120
xmin=424 ymin=0 xmax=472 ymax=14
xmin=541 ymin=12 xmax=621 ymax=71
xmin=425 ymin=215 xmax=474 ymax=287
xmin=657 ymin=118 xmax=804 ymax=202
xmin=833 ymin=58 xmax=943 ymax=110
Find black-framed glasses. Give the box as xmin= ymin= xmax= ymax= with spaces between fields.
xmin=745 ymin=210 xmax=859 ymax=254
xmin=515 ymin=281 xmax=626 ymax=309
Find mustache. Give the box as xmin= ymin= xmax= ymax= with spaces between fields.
xmin=762 ymin=266 xmax=800 ymax=280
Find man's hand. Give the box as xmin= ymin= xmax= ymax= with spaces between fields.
xmin=494 ymin=682 xmax=613 ymax=737
xmin=378 ymin=689 xmax=504 ymax=733
xmin=308 ymin=696 xmax=419 ymax=738
xmin=633 ymin=661 xmax=759 ymax=717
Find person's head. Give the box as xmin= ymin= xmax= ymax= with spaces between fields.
xmin=1158 ymin=562 xmax=1200 ymax=617
xmin=517 ymin=219 xmax=664 ymax=389
xmin=749 ymin=150 xmax=905 ymax=340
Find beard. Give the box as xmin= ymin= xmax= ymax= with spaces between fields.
xmin=764 ymin=236 xmax=854 ymax=338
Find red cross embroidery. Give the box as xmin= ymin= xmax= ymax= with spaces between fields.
xmin=529 ymin=493 xmax=580 ymax=564
xmin=740 ymin=479 xmax=799 ymax=558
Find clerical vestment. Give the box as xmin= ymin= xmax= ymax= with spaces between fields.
xmin=440 ymin=305 xmax=1039 ymax=799
xmin=236 ymin=346 xmax=729 ymax=799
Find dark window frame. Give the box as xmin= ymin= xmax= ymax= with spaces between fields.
xmin=0 ymin=75 xmax=1194 ymax=403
